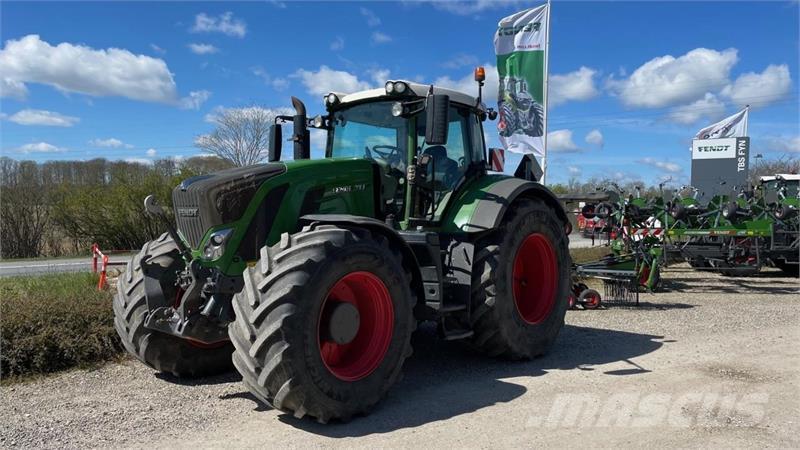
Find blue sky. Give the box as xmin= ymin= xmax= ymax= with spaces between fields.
xmin=1 ymin=0 xmax=798 ymax=185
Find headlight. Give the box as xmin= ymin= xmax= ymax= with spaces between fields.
xmin=391 ymin=102 xmax=404 ymax=117
xmin=203 ymin=228 xmax=233 ymax=260
xmin=385 ymin=81 xmax=395 ymax=94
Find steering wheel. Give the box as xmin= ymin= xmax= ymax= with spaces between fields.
xmin=370 ymin=145 xmax=400 ymax=160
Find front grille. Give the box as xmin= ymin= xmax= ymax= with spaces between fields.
xmin=170 ymin=163 xmax=287 ymax=250
xmin=173 ymin=189 xmax=206 ymax=248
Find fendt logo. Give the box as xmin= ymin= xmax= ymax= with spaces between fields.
xmin=177 ymin=207 xmax=199 ymax=217
xmin=697 ymin=145 xmax=730 ymax=153
xmin=497 ymin=22 xmax=541 ymax=36
xmin=691 ymin=138 xmax=737 ymax=160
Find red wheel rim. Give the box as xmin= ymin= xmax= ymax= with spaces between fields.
xmin=318 ymin=271 xmax=394 ymax=381
xmin=512 ymin=233 xmax=558 ymax=324
xmin=584 ymin=293 xmax=601 ymax=309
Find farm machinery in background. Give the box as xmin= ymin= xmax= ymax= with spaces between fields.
xmin=569 ymin=174 xmax=799 ymax=303
xmin=564 ymin=174 xmax=798 ymax=308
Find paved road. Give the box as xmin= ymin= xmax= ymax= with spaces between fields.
xmin=0 ymin=255 xmax=130 ymax=277
xmin=2 ymin=267 xmax=798 ymax=448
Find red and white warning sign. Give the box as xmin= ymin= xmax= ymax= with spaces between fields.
xmin=490 ymin=148 xmax=505 ymax=172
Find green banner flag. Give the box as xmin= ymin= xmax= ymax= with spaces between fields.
xmin=495 ymin=4 xmax=549 ymax=158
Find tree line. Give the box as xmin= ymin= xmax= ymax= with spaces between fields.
xmin=0 ymin=156 xmax=231 ymax=258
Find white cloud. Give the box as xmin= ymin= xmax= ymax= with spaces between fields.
xmin=434 ymin=63 xmax=499 ymax=103
xmin=722 ymin=64 xmax=791 ymax=108
xmin=368 ymin=68 xmax=391 ymax=85
xmin=146 ymin=148 xmax=157 ymax=157
xmin=150 ymin=44 xmax=166 ymax=55
xmin=330 ymin=36 xmax=345 ymax=51
xmin=191 ymin=12 xmax=247 ymax=38
xmin=360 ymin=7 xmax=381 ymax=27
xmin=179 ymin=90 xmax=211 ymax=110
xmin=550 ymin=67 xmax=598 ymax=106
xmin=271 ymin=78 xmax=289 ymax=91
xmin=17 ymin=142 xmax=66 ymax=153
xmin=89 ymin=138 xmax=133 ymax=149
xmin=547 ymin=129 xmax=580 ymax=153
xmin=371 ymin=32 xmax=392 ymax=45
xmin=607 ymin=48 xmax=738 ymax=108
xmin=441 ymin=53 xmax=479 ymax=69
xmin=293 ymin=66 xmax=375 ymax=96
xmin=667 ymin=92 xmax=726 ymax=124
xmin=762 ymin=135 xmax=800 ymax=153
xmin=1 ymin=77 xmax=29 ymax=100
xmin=252 ymin=66 xmax=289 ymax=91
xmin=0 ymin=34 xmax=178 ymax=104
xmin=188 ymin=43 xmax=219 ymax=55
xmin=585 ymin=129 xmax=604 ymax=147
xmin=637 ymin=157 xmax=682 ymax=173
xmin=568 ymin=166 xmax=581 ymax=176
xmin=6 ymin=109 xmax=79 ymax=127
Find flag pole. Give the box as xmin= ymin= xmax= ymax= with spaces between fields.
xmin=744 ymin=104 xmax=750 ymax=136
xmin=541 ymin=0 xmax=552 ymax=185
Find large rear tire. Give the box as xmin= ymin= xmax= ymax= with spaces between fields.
xmin=113 ymin=233 xmax=234 ymax=377
xmin=469 ymin=198 xmax=571 ymax=359
xmin=228 ymin=225 xmax=415 ymax=422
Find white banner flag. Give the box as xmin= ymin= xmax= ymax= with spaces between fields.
xmin=694 ymin=107 xmax=749 ymax=140
xmin=495 ymin=4 xmax=550 ymax=157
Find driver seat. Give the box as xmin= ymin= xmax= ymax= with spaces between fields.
xmin=421 ymin=145 xmax=459 ymax=190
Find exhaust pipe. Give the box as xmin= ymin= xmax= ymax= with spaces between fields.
xmin=291 ymin=96 xmax=310 ymax=160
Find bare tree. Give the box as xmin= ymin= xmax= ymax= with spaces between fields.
xmin=194 ymin=107 xmax=292 ymax=167
xmin=749 ymin=154 xmax=799 ymax=186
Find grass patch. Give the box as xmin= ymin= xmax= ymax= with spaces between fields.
xmin=1 ymin=272 xmax=123 ymax=379
xmin=570 ymin=246 xmax=611 ymax=264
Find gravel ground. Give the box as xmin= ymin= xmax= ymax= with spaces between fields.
xmin=2 ymin=266 xmax=799 ymax=448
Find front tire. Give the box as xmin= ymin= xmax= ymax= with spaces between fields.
xmin=113 ymin=233 xmax=234 ymax=377
xmin=469 ymin=198 xmax=571 ymax=359
xmin=228 ymin=225 xmax=415 ymax=422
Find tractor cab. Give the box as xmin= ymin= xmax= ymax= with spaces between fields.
xmin=270 ymin=79 xmax=491 ymax=228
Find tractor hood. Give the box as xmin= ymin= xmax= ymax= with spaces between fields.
xmin=172 ymin=163 xmax=286 ymax=248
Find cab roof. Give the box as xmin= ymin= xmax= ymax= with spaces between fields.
xmin=334 ymin=80 xmax=486 ymax=112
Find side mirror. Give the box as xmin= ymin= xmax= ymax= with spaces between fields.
xmin=268 ymin=123 xmax=282 ymax=162
xmin=143 ymin=195 xmax=163 ymax=216
xmin=425 ymin=94 xmax=449 ymax=145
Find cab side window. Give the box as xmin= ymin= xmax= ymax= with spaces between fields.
xmin=418 ymin=107 xmax=471 ymax=191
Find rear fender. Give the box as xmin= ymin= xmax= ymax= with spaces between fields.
xmin=443 ymin=175 xmax=569 ymax=234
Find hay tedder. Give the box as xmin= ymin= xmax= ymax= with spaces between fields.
xmin=571 ymin=174 xmax=799 ymax=306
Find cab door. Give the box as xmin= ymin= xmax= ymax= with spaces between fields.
xmin=416 ymin=105 xmax=485 ymax=222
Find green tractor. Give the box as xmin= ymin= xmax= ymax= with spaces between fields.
xmin=114 ymin=75 xmax=571 ymax=422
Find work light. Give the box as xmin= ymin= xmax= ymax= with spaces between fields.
xmin=385 ymin=81 xmax=395 ymax=94
xmin=325 ymin=93 xmax=339 ymax=107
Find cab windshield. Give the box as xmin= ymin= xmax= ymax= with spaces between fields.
xmin=328 ymin=101 xmax=408 ymax=172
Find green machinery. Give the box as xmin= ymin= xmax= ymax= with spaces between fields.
xmin=114 ymin=74 xmax=573 ymax=422
xmin=665 ymin=175 xmax=799 ymax=276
